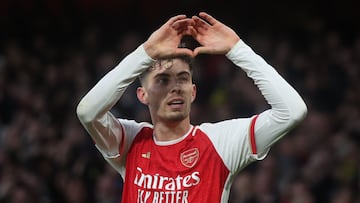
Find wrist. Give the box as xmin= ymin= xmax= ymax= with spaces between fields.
xmin=143 ymin=41 xmax=158 ymax=59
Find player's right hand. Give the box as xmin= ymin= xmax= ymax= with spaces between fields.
xmin=144 ymin=15 xmax=195 ymax=59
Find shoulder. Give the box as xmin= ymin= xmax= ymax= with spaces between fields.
xmin=118 ymin=119 xmax=153 ymax=138
xmin=119 ymin=118 xmax=153 ymax=128
xmin=196 ymin=118 xmax=254 ymax=152
xmin=198 ymin=118 xmax=252 ymax=136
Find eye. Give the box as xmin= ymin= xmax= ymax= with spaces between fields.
xmin=178 ymin=77 xmax=187 ymax=83
xmin=157 ymin=77 xmax=169 ymax=85
xmin=178 ymin=75 xmax=190 ymax=83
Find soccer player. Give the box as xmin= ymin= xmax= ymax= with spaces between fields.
xmin=77 ymin=12 xmax=307 ymax=202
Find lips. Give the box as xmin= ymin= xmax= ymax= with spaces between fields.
xmin=168 ymin=100 xmax=184 ymax=105
xmin=168 ymin=99 xmax=184 ymax=105
xmin=167 ymin=98 xmax=184 ymax=108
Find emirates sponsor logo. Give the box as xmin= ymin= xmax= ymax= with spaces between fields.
xmin=180 ymin=148 xmax=199 ymax=168
xmin=134 ymin=167 xmax=200 ymax=202
xmin=134 ymin=167 xmax=200 ymax=190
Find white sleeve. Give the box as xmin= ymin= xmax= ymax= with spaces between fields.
xmin=205 ymin=40 xmax=307 ymax=172
xmin=97 ymin=119 xmax=152 ymax=177
xmin=76 ymin=44 xmax=155 ymax=159
xmin=199 ymin=118 xmax=255 ymax=173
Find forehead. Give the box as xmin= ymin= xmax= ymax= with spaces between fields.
xmin=148 ymin=58 xmax=191 ymax=76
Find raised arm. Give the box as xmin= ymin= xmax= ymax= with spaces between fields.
xmin=76 ymin=15 xmax=195 ymax=158
xmin=192 ymin=12 xmax=307 ymax=156
xmin=76 ymin=45 xmax=154 ymax=158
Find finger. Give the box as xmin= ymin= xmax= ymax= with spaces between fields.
xmin=183 ymin=26 xmax=197 ymax=37
xmin=167 ymin=15 xmax=187 ymax=25
xmin=192 ymin=16 xmax=209 ymax=34
xmin=187 ymin=29 xmax=204 ymax=44
xmin=172 ymin=19 xmax=194 ymax=31
xmin=192 ymin=16 xmax=210 ymax=27
xmin=198 ymin=12 xmax=219 ymax=26
xmin=177 ymin=26 xmax=193 ymax=36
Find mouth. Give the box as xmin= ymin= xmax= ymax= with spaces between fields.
xmin=167 ymin=99 xmax=185 ymax=109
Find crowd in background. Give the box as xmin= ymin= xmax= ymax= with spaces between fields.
xmin=0 ymin=1 xmax=359 ymax=203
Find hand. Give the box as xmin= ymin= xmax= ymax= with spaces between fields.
xmin=144 ymin=15 xmax=195 ymax=59
xmin=191 ymin=12 xmax=241 ymax=56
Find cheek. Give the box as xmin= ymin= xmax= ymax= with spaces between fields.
xmin=147 ymin=87 xmax=166 ymax=105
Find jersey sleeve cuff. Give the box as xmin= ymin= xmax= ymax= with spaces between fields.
xmin=138 ymin=43 xmax=157 ymax=64
xmin=225 ymin=40 xmax=251 ymax=60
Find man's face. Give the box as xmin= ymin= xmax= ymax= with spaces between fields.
xmin=137 ymin=58 xmax=196 ymax=123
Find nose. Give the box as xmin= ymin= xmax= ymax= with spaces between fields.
xmin=170 ymin=79 xmax=182 ymax=93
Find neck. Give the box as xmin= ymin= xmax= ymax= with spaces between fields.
xmin=153 ymin=119 xmax=192 ymax=142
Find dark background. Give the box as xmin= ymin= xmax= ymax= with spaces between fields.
xmin=0 ymin=0 xmax=359 ymax=203
xmin=1 ymin=0 xmax=359 ymax=47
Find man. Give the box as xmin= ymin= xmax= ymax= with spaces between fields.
xmin=77 ymin=12 xmax=307 ymax=203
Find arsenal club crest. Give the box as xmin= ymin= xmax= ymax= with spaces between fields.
xmin=180 ymin=148 xmax=199 ymax=168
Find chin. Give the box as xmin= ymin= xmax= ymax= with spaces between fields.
xmin=166 ymin=112 xmax=188 ymax=122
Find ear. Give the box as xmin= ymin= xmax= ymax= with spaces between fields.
xmin=137 ymin=87 xmax=149 ymax=105
xmin=191 ymin=84 xmax=197 ymax=103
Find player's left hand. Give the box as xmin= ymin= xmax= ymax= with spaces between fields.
xmin=191 ymin=12 xmax=241 ymax=56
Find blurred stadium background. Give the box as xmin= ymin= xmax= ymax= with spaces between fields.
xmin=0 ymin=0 xmax=359 ymax=202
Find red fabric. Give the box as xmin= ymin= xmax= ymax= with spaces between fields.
xmin=249 ymin=115 xmax=259 ymax=154
xmin=121 ymin=127 xmax=230 ymax=202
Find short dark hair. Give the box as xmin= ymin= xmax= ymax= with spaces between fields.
xmin=139 ymin=36 xmax=197 ymax=85
xmin=138 ymin=55 xmax=194 ymax=86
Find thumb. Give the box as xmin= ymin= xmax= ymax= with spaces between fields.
xmin=193 ymin=46 xmax=209 ymax=56
xmin=175 ymin=48 xmax=195 ymax=58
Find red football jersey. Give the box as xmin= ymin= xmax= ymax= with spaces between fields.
xmin=106 ymin=117 xmax=264 ymax=203
xmin=122 ymin=126 xmax=229 ymax=203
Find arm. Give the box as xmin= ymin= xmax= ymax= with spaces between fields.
xmin=192 ymin=12 xmax=307 ymax=156
xmin=76 ymin=15 xmax=195 ymax=158
xmin=226 ymin=40 xmax=307 ymax=156
xmin=76 ymin=45 xmax=154 ymax=157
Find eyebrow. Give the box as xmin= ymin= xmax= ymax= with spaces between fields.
xmin=177 ymin=71 xmax=191 ymax=78
xmin=154 ymin=73 xmax=170 ymax=79
xmin=154 ymin=71 xmax=191 ymax=79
